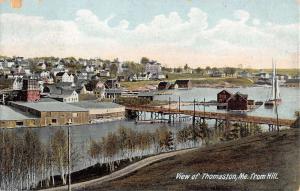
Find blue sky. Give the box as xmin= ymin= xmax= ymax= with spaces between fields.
xmin=0 ymin=0 xmax=299 ymax=68
xmin=1 ymin=0 xmax=298 ymax=26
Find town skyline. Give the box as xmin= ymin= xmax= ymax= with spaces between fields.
xmin=0 ymin=0 xmax=299 ymax=69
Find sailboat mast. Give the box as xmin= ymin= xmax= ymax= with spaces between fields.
xmin=272 ymin=60 xmax=276 ymax=100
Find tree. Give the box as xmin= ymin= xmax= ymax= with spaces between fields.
xmin=140 ymin=57 xmax=149 ymax=65
xmin=110 ymin=63 xmax=118 ymax=77
xmin=224 ymin=67 xmax=237 ymax=77
xmin=51 ymin=130 xmax=68 ymax=185
xmin=157 ymin=126 xmax=174 ymax=151
xmin=184 ymin=64 xmax=189 ymax=70
xmin=195 ymin=67 xmax=204 ymax=75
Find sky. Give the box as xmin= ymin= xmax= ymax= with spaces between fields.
xmin=0 ymin=0 xmax=299 ymax=68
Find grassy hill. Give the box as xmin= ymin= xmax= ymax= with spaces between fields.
xmin=87 ymin=128 xmax=300 ymax=191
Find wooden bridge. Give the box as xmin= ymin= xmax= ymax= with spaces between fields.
xmin=126 ymin=106 xmax=295 ymax=127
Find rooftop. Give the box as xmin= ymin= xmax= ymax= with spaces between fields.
xmin=70 ymin=101 xmax=124 ymax=109
xmin=0 ymin=105 xmax=38 ymax=121
xmin=11 ymin=102 xmax=88 ymax=112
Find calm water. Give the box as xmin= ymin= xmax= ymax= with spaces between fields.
xmin=154 ymin=87 xmax=300 ymax=120
xmin=5 ymin=87 xmax=299 ymax=171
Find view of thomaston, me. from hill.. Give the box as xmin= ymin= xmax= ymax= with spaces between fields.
xmin=0 ymin=0 xmax=299 ymax=191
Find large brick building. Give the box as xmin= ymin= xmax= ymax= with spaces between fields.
xmin=21 ymin=78 xmax=40 ymax=102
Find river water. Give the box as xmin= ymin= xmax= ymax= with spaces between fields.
xmin=155 ymin=87 xmax=300 ymax=120
xmin=6 ymin=87 xmax=299 ymax=171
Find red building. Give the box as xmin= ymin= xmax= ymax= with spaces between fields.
xmin=227 ymin=92 xmax=248 ymax=111
xmin=217 ymin=90 xmax=232 ymax=103
xmin=217 ymin=90 xmax=232 ymax=109
xmin=21 ymin=78 xmax=40 ymax=102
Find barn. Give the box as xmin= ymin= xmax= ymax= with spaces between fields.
xmin=227 ymin=92 xmax=248 ymax=111
xmin=158 ymin=81 xmax=171 ymax=90
xmin=217 ymin=90 xmax=232 ymax=103
xmin=175 ymin=80 xmax=192 ymax=89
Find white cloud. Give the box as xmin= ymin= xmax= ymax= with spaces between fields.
xmin=0 ymin=8 xmax=298 ymax=68
xmin=234 ymin=10 xmax=250 ymax=23
xmin=252 ymin=18 xmax=260 ymax=26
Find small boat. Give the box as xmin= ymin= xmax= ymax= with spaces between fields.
xmin=264 ymin=60 xmax=281 ymax=108
xmin=255 ymin=101 xmax=264 ymax=105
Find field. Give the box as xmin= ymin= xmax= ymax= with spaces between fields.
xmin=120 ymin=77 xmax=254 ymax=90
xmin=120 ymin=81 xmax=159 ymax=90
xmin=85 ymin=128 xmax=300 ymax=191
xmin=191 ymin=77 xmax=254 ymax=86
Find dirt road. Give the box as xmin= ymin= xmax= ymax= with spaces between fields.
xmin=41 ymin=148 xmax=196 ymax=191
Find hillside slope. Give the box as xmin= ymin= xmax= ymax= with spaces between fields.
xmin=84 ymin=129 xmax=300 ymax=191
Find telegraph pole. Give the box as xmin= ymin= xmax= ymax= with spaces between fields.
xmin=203 ymin=97 xmax=206 ymax=123
xmin=193 ymin=99 xmax=196 ymax=146
xmin=178 ymin=96 xmax=181 ymax=112
xmin=68 ymin=126 xmax=71 ymax=191
xmin=168 ymin=97 xmax=171 ymax=124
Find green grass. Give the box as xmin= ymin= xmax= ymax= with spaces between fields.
xmin=120 ymin=77 xmax=254 ymax=90
xmin=166 ymin=73 xmax=205 ymax=80
xmin=120 ymin=80 xmax=159 ymax=90
xmin=191 ymin=77 xmax=253 ymax=86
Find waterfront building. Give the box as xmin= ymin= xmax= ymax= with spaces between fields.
xmin=217 ymin=90 xmax=232 ymax=109
xmin=10 ymin=101 xmax=89 ymax=126
xmin=158 ymin=81 xmax=171 ymax=90
xmin=70 ymin=101 xmax=125 ymax=120
xmin=227 ymin=92 xmax=248 ymax=111
xmin=175 ymin=80 xmax=192 ymax=89
xmin=217 ymin=90 xmax=232 ymax=103
xmin=0 ymin=105 xmax=39 ymax=128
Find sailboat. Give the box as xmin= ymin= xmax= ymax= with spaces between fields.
xmin=264 ymin=61 xmax=281 ymax=107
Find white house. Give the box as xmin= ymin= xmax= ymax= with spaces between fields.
xmin=78 ymin=72 xmax=88 ymax=80
xmin=40 ymin=71 xmax=50 ymax=78
xmin=94 ymin=82 xmax=106 ymax=99
xmin=137 ymin=73 xmax=151 ymax=81
xmin=5 ymin=60 xmax=15 ymax=68
xmin=37 ymin=62 xmax=46 ymax=70
xmin=56 ymin=72 xmax=74 ymax=83
xmin=80 ymin=85 xmax=93 ymax=95
xmin=24 ymin=67 xmax=31 ymax=75
xmin=99 ymin=70 xmax=110 ymax=77
xmin=62 ymin=73 xmax=74 ymax=83
xmin=85 ymin=65 xmax=94 ymax=73
xmin=145 ymin=61 xmax=162 ymax=77
xmin=50 ymin=90 xmax=79 ymax=103
xmin=44 ymin=76 xmax=54 ymax=84
xmin=13 ymin=77 xmax=23 ymax=90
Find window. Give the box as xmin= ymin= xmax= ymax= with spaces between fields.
xmin=16 ymin=121 xmax=23 ymax=126
xmin=52 ymin=119 xmax=57 ymax=123
xmin=72 ymin=113 xmax=78 ymax=117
